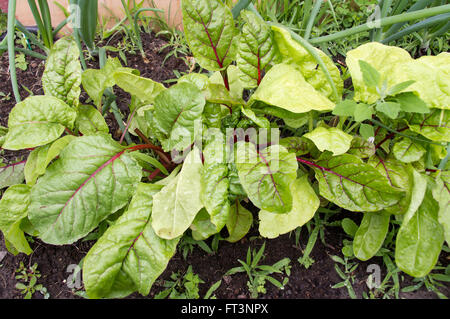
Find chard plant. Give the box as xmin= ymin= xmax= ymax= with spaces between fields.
xmin=0 ymin=0 xmax=449 ymax=299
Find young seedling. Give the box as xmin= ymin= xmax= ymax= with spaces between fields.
xmin=330 ymin=255 xmax=359 ymax=299
xmin=225 ymin=243 xmax=291 ymax=298
xmin=155 ymin=266 xmax=204 ymax=299
xmin=15 ymin=262 xmax=49 ymax=299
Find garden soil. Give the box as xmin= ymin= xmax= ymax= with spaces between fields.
xmin=0 ymin=32 xmax=448 ymax=300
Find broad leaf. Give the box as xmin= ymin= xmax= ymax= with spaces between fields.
xmin=152 ymin=82 xmax=205 ymax=152
xmin=368 ymin=156 xmax=411 ymax=215
xmin=151 ymin=148 xmax=203 ymax=239
xmin=0 ymin=185 xmax=33 ymax=255
xmin=209 ymin=65 xmax=245 ymax=101
xmin=75 ymin=105 xmax=109 ymax=136
xmin=83 ymin=183 xmax=179 ymax=299
xmin=259 ymin=176 xmax=319 ymax=239
xmin=376 ymin=102 xmax=401 ymax=119
xmin=353 ymin=211 xmax=390 ymax=261
xmin=359 ymin=60 xmax=381 ymax=88
xmin=407 ymin=109 xmax=450 ymax=142
xmin=2 ymin=96 xmax=77 ymax=150
xmin=250 ymin=63 xmax=335 ymax=114
xmin=235 ymin=142 xmax=298 ymax=214
xmin=392 ymin=137 xmax=426 ymax=163
xmin=42 ymin=37 xmax=81 ymax=108
xmin=182 ymin=0 xmax=238 ymax=71
xmin=28 ymin=134 xmax=142 ymax=245
xmin=0 ymin=160 xmax=25 ymax=189
xmin=432 ymin=164 xmax=450 ymax=246
xmin=348 ymin=136 xmax=375 ymax=158
xmin=191 ymin=208 xmax=218 ymax=241
xmin=307 ymin=153 xmax=403 ymax=212
xmin=113 ymin=72 xmax=166 ymax=105
xmin=24 ymin=135 xmax=76 ymax=186
xmin=82 ymin=58 xmax=133 ymax=108
xmin=226 ymin=200 xmax=253 ymax=243
xmin=394 ymin=92 xmax=429 ymax=114
xmin=271 ymin=25 xmax=343 ymax=102
xmin=279 ymin=137 xmax=313 ymax=156
xmin=303 ymin=127 xmax=353 ymax=156
xmin=201 ymin=136 xmax=230 ymax=232
xmin=236 ymin=10 xmax=276 ymax=88
xmin=395 ymin=188 xmax=444 ymax=278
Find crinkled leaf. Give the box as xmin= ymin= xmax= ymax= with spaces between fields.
xmin=236 ymin=10 xmax=276 ymax=88
xmin=304 ymin=127 xmax=353 ymax=156
xmin=432 ymin=164 xmax=449 ymax=246
xmin=151 ymin=148 xmax=203 ymax=239
xmin=250 ymin=63 xmax=335 ymax=114
xmin=42 ymin=37 xmax=81 ymax=108
xmin=395 ymin=188 xmax=444 ymax=278
xmin=259 ymin=176 xmax=319 ymax=239
xmin=114 ymin=72 xmax=166 ymax=105
xmin=201 ymin=136 xmax=230 ymax=232
xmin=392 ymin=137 xmax=426 ymax=163
xmin=0 ymin=160 xmax=25 ymax=189
xmin=28 ymin=134 xmax=142 ymax=245
xmin=226 ymin=200 xmax=253 ymax=243
xmin=182 ymin=0 xmax=238 ymax=71
xmin=368 ymin=156 xmax=411 ymax=215
xmin=348 ymin=136 xmax=375 ymax=158
xmin=204 ymin=83 xmax=242 ymax=106
xmin=75 ymin=105 xmax=109 ymax=136
xmin=309 ymin=153 xmax=403 ymax=212
xmin=2 ymin=96 xmax=77 ymax=150
xmin=178 ymin=73 xmax=210 ymax=91
xmin=279 ymin=137 xmax=313 ymax=156
xmin=152 ymin=82 xmax=205 ymax=152
xmin=271 ymin=26 xmax=343 ymax=102
xmin=0 ymin=185 xmax=32 ymax=255
xmin=236 ymin=142 xmax=298 ymax=214
xmin=353 ymin=211 xmax=390 ymax=261
xmin=83 ymin=183 xmax=179 ymax=299
xmin=407 ymin=109 xmax=450 ymax=142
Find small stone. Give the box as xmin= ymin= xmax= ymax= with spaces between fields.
xmin=237 ymin=294 xmax=247 ymax=299
xmin=0 ymin=251 xmax=7 ymax=262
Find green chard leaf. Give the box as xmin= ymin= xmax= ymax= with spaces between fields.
xmin=190 ymin=208 xmax=218 ymax=241
xmin=113 ymin=72 xmax=166 ymax=105
xmin=0 ymin=185 xmax=33 ymax=255
xmin=348 ymin=136 xmax=375 ymax=159
xmin=151 ymin=148 xmax=204 ymax=240
xmin=24 ymin=135 xmax=77 ymax=186
xmin=236 ymin=10 xmax=276 ymax=88
xmin=201 ymin=135 xmax=230 ymax=232
xmin=392 ymin=137 xmax=426 ymax=163
xmin=28 ymin=134 xmax=142 ymax=245
xmin=2 ymin=96 xmax=77 ymax=150
xmin=152 ymin=82 xmax=205 ymax=152
xmin=353 ymin=211 xmax=390 ymax=261
xmin=303 ymin=126 xmax=353 ymax=156
xmin=368 ymin=156 xmax=411 ymax=215
xmin=271 ymin=25 xmax=343 ymax=103
xmin=432 ymin=164 xmax=450 ymax=246
xmin=83 ymin=183 xmax=179 ymax=299
xmin=226 ymin=200 xmax=253 ymax=243
xmin=82 ymin=58 xmax=134 ymax=108
xmin=250 ymin=63 xmax=335 ymax=113
xmin=304 ymin=153 xmax=403 ymax=212
xmin=0 ymin=160 xmax=25 ymax=189
xmin=279 ymin=137 xmax=313 ymax=156
xmin=182 ymin=0 xmax=238 ymax=71
xmin=42 ymin=37 xmax=81 ymax=108
xmin=235 ymin=142 xmax=298 ymax=214
xmin=75 ymin=105 xmax=109 ymax=136
xmin=209 ymin=65 xmax=245 ymax=101
xmin=407 ymin=109 xmax=450 ymax=142
xmin=259 ymin=176 xmax=319 ymax=239
xmin=395 ymin=187 xmax=444 ymax=278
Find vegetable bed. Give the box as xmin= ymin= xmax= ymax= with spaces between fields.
xmin=0 ymin=0 xmax=449 ymax=300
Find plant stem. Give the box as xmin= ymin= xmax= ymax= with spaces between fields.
xmin=134 ymin=128 xmax=172 ymax=167
xmin=309 ymin=5 xmax=450 ymax=44
xmin=7 ymin=0 xmax=21 ymax=103
xmin=127 ymin=143 xmax=164 ymax=153
xmin=304 ymin=0 xmax=323 ymax=40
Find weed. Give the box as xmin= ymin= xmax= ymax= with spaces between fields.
xmin=15 ymin=262 xmax=49 ymax=299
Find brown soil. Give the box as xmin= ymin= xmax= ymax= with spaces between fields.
xmin=0 ymin=31 xmax=448 ymax=300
